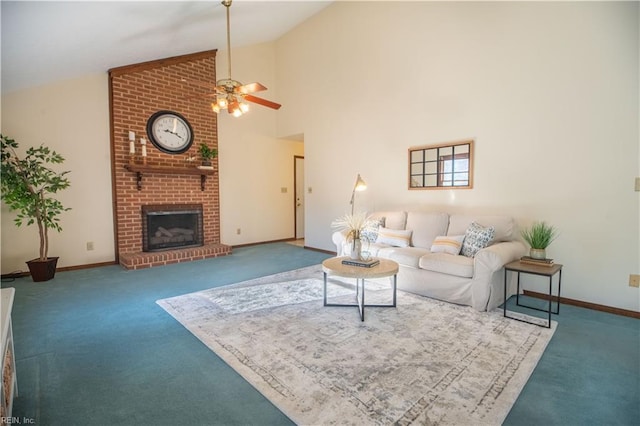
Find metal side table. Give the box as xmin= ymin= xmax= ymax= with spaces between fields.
xmin=504 ymin=260 xmax=562 ymax=328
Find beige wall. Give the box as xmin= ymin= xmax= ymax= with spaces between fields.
xmin=216 ymin=42 xmax=304 ymax=245
xmin=1 ymin=73 xmax=115 ymax=273
xmin=276 ymin=2 xmax=639 ymax=311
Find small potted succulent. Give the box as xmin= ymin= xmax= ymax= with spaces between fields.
xmin=198 ymin=143 xmax=218 ymax=168
xmin=1 ymin=135 xmax=71 ymax=281
xmin=521 ymin=221 xmax=558 ymax=260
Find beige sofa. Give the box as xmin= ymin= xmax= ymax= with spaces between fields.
xmin=332 ymin=211 xmax=526 ymax=311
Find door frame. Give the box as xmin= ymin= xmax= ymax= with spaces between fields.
xmin=294 ymin=155 xmax=304 ymax=240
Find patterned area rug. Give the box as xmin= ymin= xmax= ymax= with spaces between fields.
xmin=157 ymin=265 xmax=556 ymax=425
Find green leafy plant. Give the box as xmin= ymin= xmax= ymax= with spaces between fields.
xmin=1 ymin=134 xmax=71 ymax=261
xmin=521 ymin=221 xmax=558 ymax=249
xmin=198 ymin=143 xmax=218 ymax=161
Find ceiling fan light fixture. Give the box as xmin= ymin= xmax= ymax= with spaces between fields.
xmin=239 ymin=102 xmax=250 ymax=113
xmin=228 ymin=98 xmax=241 ymax=116
xmin=211 ymin=103 xmax=221 ymax=113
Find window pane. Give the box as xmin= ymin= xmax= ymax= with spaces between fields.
xmin=453 ymin=172 xmax=469 ymax=186
xmin=455 ymin=158 xmax=469 ymax=172
xmin=411 ymin=150 xmax=424 ymax=163
xmin=439 ymin=147 xmax=453 ymax=157
xmin=454 ymin=144 xmax=469 ymax=155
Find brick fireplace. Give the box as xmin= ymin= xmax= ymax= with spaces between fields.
xmin=109 ymin=51 xmax=232 ymax=269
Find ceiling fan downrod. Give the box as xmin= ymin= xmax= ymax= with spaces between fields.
xmin=222 ymin=0 xmax=233 ymax=81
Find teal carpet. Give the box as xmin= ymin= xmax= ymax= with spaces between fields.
xmin=2 ymin=243 xmax=638 ymax=425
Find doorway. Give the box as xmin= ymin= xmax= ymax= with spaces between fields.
xmin=294 ymin=156 xmax=305 ymax=241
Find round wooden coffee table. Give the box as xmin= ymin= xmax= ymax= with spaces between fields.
xmin=322 ymin=256 xmax=399 ymax=321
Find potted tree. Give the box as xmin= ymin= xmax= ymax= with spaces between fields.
xmin=198 ymin=143 xmax=217 ymax=169
xmin=521 ymin=221 xmax=558 ymax=260
xmin=1 ymin=135 xmax=71 ymax=281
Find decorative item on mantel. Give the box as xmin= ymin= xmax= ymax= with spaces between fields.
xmin=520 ymin=221 xmax=558 ymax=260
xmin=197 ymin=143 xmax=217 ymax=170
xmin=128 ymin=131 xmax=136 ymax=164
xmin=140 ymin=137 xmax=147 ymax=165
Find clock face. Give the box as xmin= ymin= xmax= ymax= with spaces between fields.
xmin=146 ymin=111 xmax=194 ymax=154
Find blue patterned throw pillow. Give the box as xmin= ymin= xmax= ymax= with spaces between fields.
xmin=360 ymin=217 xmax=385 ymax=243
xmin=461 ymin=222 xmax=495 ymax=257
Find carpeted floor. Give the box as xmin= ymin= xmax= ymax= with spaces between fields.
xmin=2 ymin=242 xmax=639 ymax=425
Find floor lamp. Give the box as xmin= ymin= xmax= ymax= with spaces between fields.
xmin=350 ymin=174 xmax=367 ymax=215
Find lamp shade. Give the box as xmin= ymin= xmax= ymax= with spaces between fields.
xmin=350 ymin=174 xmax=367 ymax=215
xmin=354 ymin=174 xmax=367 ymax=192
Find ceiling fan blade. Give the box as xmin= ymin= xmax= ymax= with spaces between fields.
xmin=235 ymin=82 xmax=267 ymax=94
xmin=244 ymin=94 xmax=282 ymax=110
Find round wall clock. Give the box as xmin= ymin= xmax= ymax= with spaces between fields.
xmin=146 ymin=110 xmax=194 ymax=154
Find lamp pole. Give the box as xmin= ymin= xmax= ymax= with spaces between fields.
xmin=349 ymin=174 xmax=367 ymax=215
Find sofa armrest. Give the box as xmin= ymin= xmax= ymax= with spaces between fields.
xmin=469 ymin=241 xmax=526 ymax=311
xmin=474 ymin=241 xmax=526 ymax=274
xmin=332 ymin=230 xmax=349 ymax=256
xmin=474 ymin=241 xmax=526 ymax=272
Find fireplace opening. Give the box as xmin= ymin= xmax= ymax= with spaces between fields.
xmin=142 ymin=204 xmax=203 ymax=252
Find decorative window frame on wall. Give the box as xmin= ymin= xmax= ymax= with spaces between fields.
xmin=408 ymin=139 xmax=474 ymax=190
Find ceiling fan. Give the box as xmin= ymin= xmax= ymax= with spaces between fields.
xmin=185 ymin=0 xmax=281 ymax=117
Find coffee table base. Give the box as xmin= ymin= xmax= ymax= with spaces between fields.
xmin=323 ymin=273 xmax=397 ymax=321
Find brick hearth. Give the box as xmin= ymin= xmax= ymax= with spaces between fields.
xmin=119 ymin=243 xmax=231 ymax=270
xmin=109 ymin=51 xmax=232 ymax=269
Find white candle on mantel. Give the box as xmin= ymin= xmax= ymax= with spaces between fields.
xmin=140 ymin=138 xmax=147 ymax=157
xmin=128 ymin=131 xmax=136 ymax=154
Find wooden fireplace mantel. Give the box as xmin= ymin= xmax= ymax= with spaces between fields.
xmin=124 ymin=164 xmax=216 ymax=191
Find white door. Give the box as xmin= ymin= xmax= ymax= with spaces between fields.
xmin=294 ymin=156 xmax=305 ymax=239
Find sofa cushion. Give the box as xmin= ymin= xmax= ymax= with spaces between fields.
xmin=419 ymin=253 xmax=474 ymax=278
xmin=405 ymin=212 xmax=449 ymax=249
xmin=461 ymin=222 xmax=495 ymax=257
xmin=448 ymin=215 xmax=515 ymax=242
xmin=370 ymin=211 xmax=407 ymax=230
xmin=378 ymin=247 xmax=431 ymax=268
xmin=376 ymin=227 xmax=412 ymax=247
xmin=431 ymin=235 xmax=465 ymax=255
xmin=361 ymin=242 xmax=392 ymax=258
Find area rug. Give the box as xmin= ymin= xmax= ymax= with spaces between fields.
xmin=157 ymin=265 xmax=556 ymax=425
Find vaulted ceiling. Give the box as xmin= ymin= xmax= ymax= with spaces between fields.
xmin=1 ymin=1 xmax=331 ymax=94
